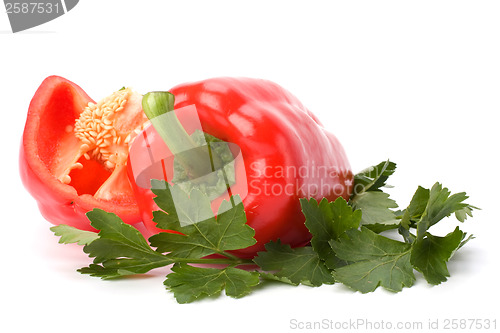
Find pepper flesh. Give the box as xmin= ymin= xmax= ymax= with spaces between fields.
xmin=128 ymin=77 xmax=353 ymax=257
xmin=20 ymin=76 xmax=145 ymax=230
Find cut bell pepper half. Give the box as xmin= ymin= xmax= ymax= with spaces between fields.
xmin=20 ymin=76 xmax=146 ymax=230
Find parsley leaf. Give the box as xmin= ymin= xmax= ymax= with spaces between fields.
xmin=330 ymin=227 xmax=415 ymax=293
xmin=415 ymin=182 xmax=475 ymax=241
xmin=51 ymin=224 xmax=99 ymax=245
xmin=150 ymin=179 xmax=180 ymax=225
xmin=149 ymin=181 xmax=256 ymax=258
xmin=352 ymin=160 xmax=396 ymax=192
xmin=399 ymin=182 xmax=476 ymax=286
xmin=351 ymin=191 xmax=398 ymax=226
xmin=411 ymin=227 xmax=468 ymax=285
xmin=253 ymin=240 xmax=335 ymax=286
xmin=400 ymin=186 xmax=430 ymax=231
xmin=164 ymin=263 xmax=260 ymax=303
xmin=351 ymin=160 xmax=399 ymax=228
xmin=301 ymin=197 xmax=361 ymax=268
xmin=78 ymin=209 xmax=173 ymax=279
xmin=153 ymin=180 xmax=216 ymax=228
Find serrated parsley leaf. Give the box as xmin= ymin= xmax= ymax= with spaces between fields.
xmin=84 ymin=209 xmax=156 ymax=262
xmin=330 ymin=227 xmax=415 ymax=293
xmin=301 ymin=198 xmax=333 ymax=262
xmin=415 ymin=182 xmax=475 ymax=241
xmin=160 ymin=185 xmax=214 ymax=228
xmin=454 ymin=205 xmax=477 ymax=222
xmin=149 ymin=183 xmax=255 ymax=259
xmin=351 ymin=161 xmax=399 ymax=228
xmin=400 ymin=186 xmax=430 ymax=230
xmin=301 ymin=197 xmax=361 ymax=268
xmin=253 ymin=241 xmax=335 ymax=286
xmin=351 ymin=191 xmax=399 ymax=226
xmin=353 ymin=160 xmax=396 ymax=193
xmin=79 ymin=209 xmax=172 ymax=279
xmin=150 ymin=179 xmax=180 ymax=226
xmin=51 ymin=224 xmax=99 ymax=245
xmin=164 ymin=263 xmax=260 ymax=303
xmin=410 ymin=227 xmax=467 ymax=285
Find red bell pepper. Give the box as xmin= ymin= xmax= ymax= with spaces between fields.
xmin=127 ymin=77 xmax=353 ymax=257
xmin=20 ymin=76 xmax=145 ymax=230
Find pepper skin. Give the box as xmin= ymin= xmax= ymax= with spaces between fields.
xmin=128 ymin=77 xmax=353 ymax=257
xmin=20 ymin=76 xmax=142 ymax=231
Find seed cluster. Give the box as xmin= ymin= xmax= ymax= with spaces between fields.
xmin=74 ymin=88 xmax=134 ymax=173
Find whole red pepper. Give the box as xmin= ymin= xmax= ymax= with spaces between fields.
xmin=127 ymin=77 xmax=353 ymax=257
xmin=20 ymin=76 xmax=145 ymax=230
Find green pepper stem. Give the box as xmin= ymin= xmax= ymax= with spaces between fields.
xmin=142 ymin=92 xmax=221 ymax=180
xmin=142 ymin=92 xmax=196 ymax=154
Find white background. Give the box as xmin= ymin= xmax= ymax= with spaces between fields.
xmin=1 ymin=1 xmax=499 ymax=332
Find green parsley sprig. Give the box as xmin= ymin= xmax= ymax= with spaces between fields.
xmin=51 ymin=160 xmax=477 ymax=303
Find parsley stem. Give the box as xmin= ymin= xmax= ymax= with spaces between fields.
xmin=219 ymin=251 xmax=243 ymax=261
xmin=173 ymin=257 xmax=254 ymax=266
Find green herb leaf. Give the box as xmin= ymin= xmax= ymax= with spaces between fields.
xmin=411 ymin=227 xmax=468 ymax=285
xmin=78 ymin=209 xmax=172 ymax=279
xmin=330 ymin=227 xmax=415 ymax=293
xmin=162 ymin=186 xmax=215 ymax=228
xmin=458 ymin=233 xmax=475 ymax=250
xmin=258 ymin=272 xmax=297 ymax=285
xmin=351 ymin=191 xmax=399 ymax=226
xmin=400 ymin=186 xmax=430 ymax=230
xmin=455 ymin=205 xmax=477 ymax=222
xmin=350 ymin=160 xmax=399 ymax=228
xmin=164 ymin=263 xmax=260 ymax=303
xmin=301 ymin=197 xmax=361 ymax=268
xmin=253 ymin=241 xmax=335 ymax=286
xmin=150 ymin=182 xmax=255 ymax=258
xmin=352 ymin=160 xmax=396 ymax=193
xmin=150 ymin=179 xmax=180 ymax=226
xmin=415 ymin=182 xmax=475 ymax=241
xmin=51 ymin=224 xmax=99 ymax=245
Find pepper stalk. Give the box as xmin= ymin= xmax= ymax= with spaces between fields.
xmin=141 ymin=92 xmax=223 ymax=182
